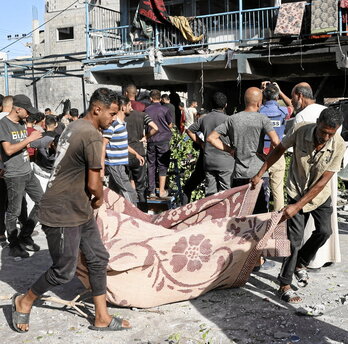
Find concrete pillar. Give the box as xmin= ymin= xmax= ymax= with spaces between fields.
xmin=186 ymin=83 xmax=201 ymax=108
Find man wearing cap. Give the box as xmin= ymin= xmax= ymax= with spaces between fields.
xmin=0 ymin=94 xmax=43 ymax=258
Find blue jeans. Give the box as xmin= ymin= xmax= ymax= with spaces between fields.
xmin=5 ymin=171 xmax=43 ymax=247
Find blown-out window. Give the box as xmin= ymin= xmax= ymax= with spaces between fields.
xmin=57 ymin=27 xmax=74 ymax=41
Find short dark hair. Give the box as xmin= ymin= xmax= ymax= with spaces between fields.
xmin=318 ymin=107 xmax=343 ymax=128
xmin=212 ymin=92 xmax=227 ymax=109
xmin=150 ymin=89 xmax=161 ymax=101
xmin=293 ymin=86 xmax=314 ymax=100
xmin=161 ymin=94 xmax=170 ymax=101
xmin=0 ymin=94 xmax=4 ymax=106
xmin=27 ymin=112 xmax=44 ymax=124
xmin=117 ymin=95 xmax=130 ymax=108
xmin=179 ymin=102 xmax=185 ymax=108
xmin=45 ymin=108 xmax=51 ymax=112
xmin=45 ymin=115 xmax=57 ymax=127
xmin=69 ymin=108 xmax=79 ymax=118
xmin=263 ymin=84 xmax=279 ymax=101
xmin=88 ymin=88 xmax=119 ymax=111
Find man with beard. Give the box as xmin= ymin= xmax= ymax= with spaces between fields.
xmin=251 ymin=107 xmax=345 ymax=303
xmin=11 ymin=88 xmax=131 ymax=332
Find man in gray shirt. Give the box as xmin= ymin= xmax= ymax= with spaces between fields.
xmin=0 ymin=95 xmax=43 ymax=258
xmin=187 ymin=92 xmax=234 ymax=196
xmin=207 ymin=87 xmax=280 ymax=213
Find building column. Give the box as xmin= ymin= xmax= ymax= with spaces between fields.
xmin=187 ymin=83 xmax=201 ymax=108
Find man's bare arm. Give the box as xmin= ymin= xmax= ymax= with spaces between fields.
xmin=88 ymin=168 xmax=104 ymax=209
xmin=140 ymin=121 xmax=158 ymax=142
xmin=207 ymin=130 xmax=235 ymax=156
xmin=251 ymin=143 xmax=286 ymax=188
xmin=128 ymin=146 xmax=145 ymax=166
xmin=281 ymin=171 xmax=334 ymax=221
xmin=1 ymin=130 xmax=42 ymax=156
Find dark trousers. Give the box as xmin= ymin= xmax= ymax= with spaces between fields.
xmin=5 ymin=171 xmax=43 ymax=247
xmin=147 ymin=141 xmax=171 ymax=193
xmin=106 ymin=164 xmax=138 ymax=205
xmin=278 ymin=196 xmax=332 ymax=286
xmin=127 ymin=156 xmax=148 ymax=212
xmin=232 ymin=178 xmax=268 ymax=214
xmin=31 ymin=217 xmax=109 ymax=297
xmin=0 ymin=178 xmax=7 ymax=236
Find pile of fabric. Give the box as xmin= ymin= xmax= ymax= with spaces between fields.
xmin=77 ymin=184 xmax=290 ymax=308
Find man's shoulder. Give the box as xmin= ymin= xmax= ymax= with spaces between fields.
xmin=70 ymin=119 xmax=101 ymax=139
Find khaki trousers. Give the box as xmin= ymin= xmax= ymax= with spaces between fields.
xmin=269 ymin=155 xmax=285 ymax=211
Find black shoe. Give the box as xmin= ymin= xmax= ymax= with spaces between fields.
xmin=9 ymin=246 xmax=29 ymax=258
xmin=19 ymin=242 xmax=40 ymax=252
xmin=0 ymin=235 xmax=8 ymax=248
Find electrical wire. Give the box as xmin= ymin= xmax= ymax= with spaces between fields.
xmin=0 ymin=0 xmax=80 ymax=53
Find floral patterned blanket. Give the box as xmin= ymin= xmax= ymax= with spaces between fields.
xmin=274 ymin=1 xmax=306 ymax=36
xmin=77 ymin=184 xmax=289 ymax=308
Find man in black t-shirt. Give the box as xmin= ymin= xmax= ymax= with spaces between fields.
xmin=125 ymin=106 xmax=158 ymax=211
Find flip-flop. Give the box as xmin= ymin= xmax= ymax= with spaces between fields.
xmin=89 ymin=317 xmax=130 ymax=331
xmin=295 ymin=268 xmax=309 ymax=288
xmin=11 ymin=293 xmax=30 ymax=333
xmin=278 ymin=288 xmax=302 ymax=303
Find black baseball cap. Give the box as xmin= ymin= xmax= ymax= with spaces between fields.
xmin=13 ymin=94 xmax=39 ymax=114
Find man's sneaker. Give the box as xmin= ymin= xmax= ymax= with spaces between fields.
xmin=9 ymin=246 xmax=29 ymax=258
xmin=19 ymin=241 xmax=40 ymax=252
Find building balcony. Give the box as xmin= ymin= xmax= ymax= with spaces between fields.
xmin=85 ymin=3 xmax=348 ymax=62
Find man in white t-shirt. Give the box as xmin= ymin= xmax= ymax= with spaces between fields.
xmin=185 ymin=100 xmax=198 ymax=129
xmin=292 ymin=83 xmax=326 ymax=124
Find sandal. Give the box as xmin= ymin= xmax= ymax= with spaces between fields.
xmin=295 ymin=268 xmax=309 ymax=288
xmin=11 ymin=293 xmax=30 ymax=333
xmin=278 ymin=288 xmax=302 ymax=303
xmin=89 ymin=317 xmax=130 ymax=331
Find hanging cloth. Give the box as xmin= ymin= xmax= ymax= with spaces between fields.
xmin=169 ymin=16 xmax=203 ymax=43
xmin=274 ymin=1 xmax=306 ymax=35
xmin=311 ymin=0 xmax=338 ymax=34
xmin=138 ymin=0 xmax=170 ymax=24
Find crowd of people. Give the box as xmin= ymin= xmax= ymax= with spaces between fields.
xmin=0 ymin=79 xmax=346 ymax=332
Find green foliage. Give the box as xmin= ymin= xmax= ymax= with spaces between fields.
xmin=338 ymin=177 xmax=346 ymax=191
xmin=168 ymin=129 xmax=204 ymax=204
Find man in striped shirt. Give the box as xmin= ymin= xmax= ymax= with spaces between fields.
xmin=102 ymin=96 xmax=144 ymax=205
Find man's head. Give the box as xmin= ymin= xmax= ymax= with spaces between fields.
xmin=178 ymin=102 xmax=185 ymax=110
xmin=45 ymin=108 xmax=52 ymax=115
xmin=263 ymin=84 xmax=279 ymax=102
xmin=12 ymin=94 xmax=39 ymax=120
xmin=244 ymin=87 xmax=263 ymax=110
xmin=315 ymin=107 xmax=343 ymax=145
xmin=150 ymin=89 xmax=161 ymax=103
xmin=117 ymin=96 xmax=132 ymax=115
xmin=189 ymin=100 xmax=198 ymax=108
xmin=212 ymin=92 xmax=227 ymax=110
xmin=87 ymin=88 xmax=119 ymax=130
xmin=161 ymin=94 xmax=170 ymax=104
xmin=69 ymin=108 xmax=79 ymax=121
xmin=2 ymin=96 xmax=13 ymax=112
xmin=291 ymin=83 xmax=314 ymax=112
xmin=124 ymin=84 xmax=137 ymax=100
xmin=45 ymin=115 xmax=58 ymax=131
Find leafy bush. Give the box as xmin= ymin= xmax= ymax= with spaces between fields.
xmin=168 ymin=129 xmax=204 ymax=205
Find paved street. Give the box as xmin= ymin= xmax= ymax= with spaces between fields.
xmin=0 ymin=221 xmax=347 ymax=344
